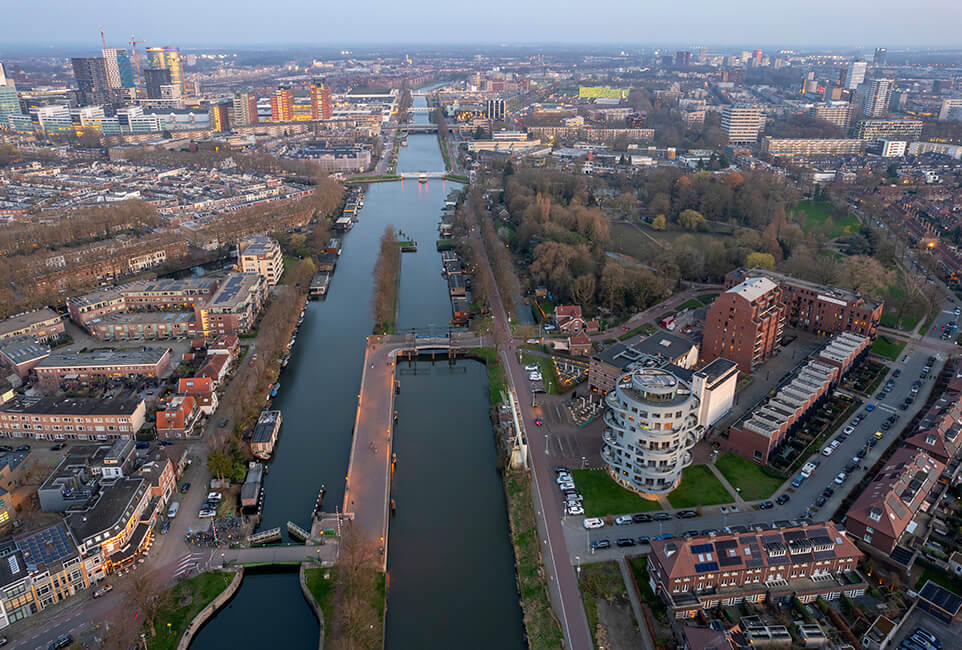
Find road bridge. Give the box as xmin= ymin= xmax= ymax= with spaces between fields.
xmin=398 ymin=171 xmax=447 ymax=180
xmin=219 ymin=542 xmax=338 ymax=567
xmin=400 ymin=123 xmax=438 ymax=133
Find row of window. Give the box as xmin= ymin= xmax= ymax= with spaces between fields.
xmin=0 ymin=415 xmax=128 ymax=423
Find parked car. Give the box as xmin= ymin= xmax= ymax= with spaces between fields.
xmin=637 ymin=536 xmax=651 ymax=544
xmin=49 ymin=636 xmax=73 ymax=650
xmin=93 ymin=584 xmax=113 ymax=598
xmin=160 ymin=521 xmax=170 ymax=534
xmin=14 ymin=445 xmax=29 ymax=452
xmin=615 ymin=515 xmax=633 ymax=525
xmin=815 ymin=496 xmax=827 ymax=508
xmin=759 ymin=501 xmax=774 ymax=510
xmin=566 ymin=505 xmax=584 ymax=516
xmin=556 ymin=473 xmax=572 ymax=483
xmin=632 ymin=513 xmax=652 ymax=523
xmin=676 ymin=510 xmax=697 ymax=519
xmin=524 ymin=364 xmax=539 ymax=371
xmin=653 ymin=512 xmax=671 ymax=521
xmin=180 ymin=482 xmax=191 ymax=493
xmin=865 ymin=403 xmax=876 ymax=411
xmin=615 ymin=538 xmax=636 ymax=547
xmin=49 ymin=443 xmax=65 ymax=451
xmin=822 ymin=487 xmax=834 ymax=498
xmin=776 ymin=494 xmax=790 ymax=505
xmin=198 ymin=509 xmax=216 ymax=518
xmin=553 ymin=466 xmax=571 ymax=474
xmin=834 ymin=472 xmax=847 ymax=485
xmin=558 ymin=481 xmax=575 ymax=491
xmin=583 ymin=518 xmax=605 ymax=529
xmin=135 ymin=442 xmax=150 ymax=449
xmin=590 ymin=539 xmax=610 ymax=550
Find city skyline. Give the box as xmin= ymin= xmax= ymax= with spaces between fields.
xmin=3 ymin=0 xmax=962 ymax=48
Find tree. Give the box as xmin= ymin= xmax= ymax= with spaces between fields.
xmin=126 ymin=570 xmax=170 ymax=638
xmin=570 ymin=274 xmax=597 ymax=306
xmin=651 ymin=214 xmax=667 ymax=231
xmin=745 ymin=252 xmax=776 ymax=270
xmin=599 ymin=263 xmax=627 ymax=312
xmin=331 ymin=521 xmax=382 ymax=649
xmin=207 ymin=448 xmax=234 ymax=485
xmin=678 ymin=209 xmax=706 ymax=231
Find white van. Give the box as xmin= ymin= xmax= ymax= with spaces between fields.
xmin=167 ymin=501 xmax=180 ymax=518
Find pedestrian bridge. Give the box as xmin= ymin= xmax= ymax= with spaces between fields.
xmin=401 ymin=123 xmax=438 ymax=133
xmin=398 ymin=172 xmax=447 ymax=180
xmin=219 ymin=542 xmax=338 ymax=567
xmin=378 ymin=332 xmax=483 ymax=352
xmin=409 ymin=107 xmax=432 ymax=113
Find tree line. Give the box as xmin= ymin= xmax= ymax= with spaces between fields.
xmin=371 ymin=226 xmax=400 ymax=334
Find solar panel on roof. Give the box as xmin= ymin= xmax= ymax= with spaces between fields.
xmin=694 ymin=562 xmax=719 ymax=573
xmin=719 ymin=555 xmax=742 ymax=567
xmin=746 ymin=558 xmax=765 ymax=569
xmin=691 ymin=543 xmax=714 ymax=553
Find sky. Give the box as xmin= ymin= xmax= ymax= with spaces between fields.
xmin=5 ymin=0 xmax=962 ymax=49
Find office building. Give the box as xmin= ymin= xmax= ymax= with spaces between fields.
xmin=647 ymin=522 xmax=866 ymax=619
xmin=812 ymin=102 xmax=853 ymax=128
xmin=873 ymin=47 xmax=887 ymax=67
xmin=143 ymin=67 xmax=171 ymax=100
xmin=846 ymin=60 xmax=867 ymax=90
xmin=486 ymin=98 xmax=505 ymax=121
xmin=762 ymin=137 xmax=866 ymax=158
xmin=939 ymin=98 xmax=962 ymax=122
xmin=70 ymin=57 xmax=111 ymax=106
xmin=724 ymin=268 xmax=883 ymax=338
xmin=0 ymin=84 xmax=21 ymax=122
xmin=675 ymin=51 xmax=692 ymax=66
xmin=726 ymin=333 xmax=869 ymax=464
xmin=210 ymin=101 xmax=230 ymax=132
xmin=309 ymin=78 xmax=332 ymax=120
xmin=721 ymin=105 xmax=764 ymax=143
xmin=101 ymin=48 xmax=134 ymax=89
xmin=601 ymin=367 xmax=701 ymax=496
xmin=857 ymin=78 xmax=893 ymax=118
xmin=145 ymin=47 xmax=183 ymax=94
xmin=270 ymin=86 xmax=294 ymax=122
xmin=238 ymin=235 xmax=283 ymax=285
xmin=855 ymin=119 xmax=924 ymax=141
xmin=701 ymin=276 xmax=784 ymax=374
xmin=907 ymin=141 xmax=962 ymax=159
xmin=0 ymin=61 xmax=7 ymax=87
xmin=232 ymin=92 xmax=258 ymax=126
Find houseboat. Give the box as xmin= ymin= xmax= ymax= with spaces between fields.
xmin=251 ymin=410 xmax=283 ymax=460
xmin=310 ymin=272 xmax=331 ymax=298
xmin=241 ymin=462 xmax=264 ymax=510
xmin=325 ymin=238 xmax=342 ymax=255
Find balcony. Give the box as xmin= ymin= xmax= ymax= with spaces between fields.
xmin=603 ymin=410 xmax=625 ymax=431
xmin=601 ymin=445 xmax=618 ymax=465
xmin=602 ymin=429 xmax=623 ymax=449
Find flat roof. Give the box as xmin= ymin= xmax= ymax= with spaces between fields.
xmin=66 ymin=477 xmax=146 ymax=542
xmin=92 ymin=311 xmax=195 ymax=327
xmin=207 ymin=273 xmax=260 ymax=311
xmin=36 ymin=347 xmax=170 ymax=370
xmin=0 ymin=308 xmax=63 ymax=337
xmin=15 ymin=522 xmax=78 ymax=570
xmin=2 ymin=391 xmax=144 ymax=417
xmin=594 ymin=333 xmax=696 ymax=370
xmin=0 ymin=338 xmax=51 ymax=365
xmin=729 ymin=276 xmax=778 ymax=303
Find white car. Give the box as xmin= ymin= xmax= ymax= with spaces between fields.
xmin=556 ymin=473 xmax=572 ymax=483
xmin=558 ymin=481 xmax=575 ymax=490
xmin=583 ymin=517 xmax=605 ymax=529
xmin=615 ymin=515 xmax=634 ymax=525
xmin=206 ymin=492 xmax=222 ymax=502
xmin=529 ymin=373 xmax=543 ymax=381
xmin=524 ymin=364 xmax=539 ymax=372
xmin=843 ymin=426 xmax=855 ymax=435
xmin=834 ymin=472 xmax=847 ymax=485
xmin=566 ymin=505 xmax=585 ymax=516
xmin=822 ymin=446 xmax=835 ymax=456
xmin=543 ymin=324 xmax=556 ymax=331
xmin=198 ymin=509 xmax=216 ymax=518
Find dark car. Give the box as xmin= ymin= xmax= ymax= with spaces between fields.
xmin=822 ymin=487 xmax=835 ymax=498
xmin=893 ymin=369 xmax=901 ymax=377
xmin=676 ymin=510 xmax=697 ymax=519
xmin=857 ymin=448 xmax=867 ymax=458
xmin=875 ymin=391 xmax=887 ymax=400
xmin=900 ymin=402 xmax=909 ymax=410
xmin=158 ymin=440 xmax=173 ymax=447
xmin=616 ymin=538 xmax=636 ymax=547
xmin=759 ymin=501 xmax=774 ymax=510
xmin=701 ymin=528 xmax=719 ymax=536
xmin=637 ymin=536 xmax=651 ymax=544
xmin=218 ymin=418 xmax=229 ymax=428
xmin=867 ymin=437 xmax=878 ymax=447
xmin=180 ymin=482 xmax=191 ymax=493
xmin=590 ymin=539 xmax=610 ymax=550
xmin=14 ymin=445 xmax=29 ymax=452
xmin=135 ymin=441 xmax=150 ymax=449
xmin=632 ymin=513 xmax=652 ymax=523
xmin=815 ymin=496 xmax=827 ymax=507
xmin=49 ymin=443 xmax=65 ymax=451
xmin=160 ymin=521 xmax=170 ymax=534
xmin=682 ymin=530 xmax=699 ymax=538
xmin=881 ymin=421 xmax=891 ymax=430
xmin=776 ymin=494 xmax=790 ymax=505
xmin=653 ymin=512 xmax=671 ymax=521
xmin=49 ymin=636 xmax=73 ymax=650
xmin=0 ymin=446 xmax=10 ymax=452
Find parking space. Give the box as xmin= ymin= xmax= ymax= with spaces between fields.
xmin=892 ymin=606 xmax=961 ymax=649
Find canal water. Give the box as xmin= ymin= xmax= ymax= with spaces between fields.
xmin=192 ymin=88 xmax=523 ymax=649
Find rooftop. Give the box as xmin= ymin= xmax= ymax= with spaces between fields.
xmin=36 ymin=347 xmax=170 ymax=370
xmin=728 ymin=276 xmax=778 ymax=303
xmin=0 ymin=337 xmax=51 ymax=365
xmin=205 ymin=273 xmax=262 ymax=312
xmin=0 ymin=308 xmax=63 ymax=338
xmin=1 ymin=391 xmax=144 ymax=418
xmin=593 ymin=332 xmax=696 ymax=370
xmin=65 ymin=477 xmax=146 ymax=543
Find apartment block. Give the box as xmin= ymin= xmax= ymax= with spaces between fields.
xmin=238 ymin=235 xmax=283 ymax=285
xmin=589 ymin=333 xmax=700 ymax=393
xmin=0 ymin=309 xmax=65 ymax=345
xmin=761 ymin=137 xmax=866 ymax=159
xmin=725 ymin=268 xmax=883 ymax=338
xmin=811 ymin=102 xmax=854 ymax=129
xmin=701 ymin=276 xmax=784 ymax=374
xmin=854 ymin=119 xmax=924 ymax=141
xmin=721 ymin=105 xmax=764 ymax=143
xmin=193 ymin=273 xmax=267 ymax=337
xmin=0 ymin=393 xmax=146 ymax=442
xmin=33 ymin=348 xmax=172 ymax=387
xmin=647 ymin=521 xmax=866 ymax=619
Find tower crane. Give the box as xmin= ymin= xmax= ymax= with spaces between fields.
xmin=129 ymin=35 xmax=146 ymax=89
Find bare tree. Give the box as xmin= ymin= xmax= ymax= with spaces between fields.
xmin=331 ymin=521 xmax=382 ymax=650
xmin=126 ymin=569 xmax=171 ymax=638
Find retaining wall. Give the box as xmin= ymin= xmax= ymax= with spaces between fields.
xmin=299 ymin=562 xmax=326 ymax=650
xmin=176 ymin=568 xmax=244 ymax=650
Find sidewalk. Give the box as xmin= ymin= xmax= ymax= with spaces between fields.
xmin=618 ymin=557 xmax=656 ymax=650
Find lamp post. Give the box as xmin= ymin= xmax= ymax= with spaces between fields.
xmin=544 ymin=433 xmax=549 ymax=456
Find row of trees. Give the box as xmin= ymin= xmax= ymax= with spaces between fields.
xmin=371 ymin=226 xmax=400 ymax=334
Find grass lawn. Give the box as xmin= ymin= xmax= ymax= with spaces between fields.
xmin=697 ymin=293 xmax=718 ymax=305
xmin=872 ymin=335 xmax=907 ymax=361
xmin=151 ymin=571 xmax=234 ymax=650
xmin=880 ymin=283 xmax=925 ymax=331
xmin=303 ymin=567 xmax=336 ymax=634
xmin=578 ymin=562 xmax=626 ymax=643
xmin=678 ymin=299 xmax=703 ymax=311
xmin=472 ymin=348 xmax=508 ymax=404
xmin=667 ymin=465 xmax=734 ymax=509
xmin=627 ymin=557 xmax=666 ymax=617
xmin=521 ymin=352 xmax=561 ymax=395
xmin=571 ymin=469 xmax=661 ymax=517
xmin=914 ymin=564 xmax=962 ymax=594
xmin=714 ymin=453 xmax=784 ymax=501
xmin=505 ymin=473 xmax=565 ymax=650
xmin=793 ymin=200 xmax=860 ymax=239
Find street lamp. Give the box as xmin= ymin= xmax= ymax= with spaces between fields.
xmin=544 ymin=433 xmax=549 ymax=455
xmin=581 ymin=456 xmax=587 ymax=469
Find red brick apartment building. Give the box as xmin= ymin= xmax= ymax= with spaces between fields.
xmin=647 ymin=522 xmax=866 ymax=618
xmin=701 ymin=276 xmax=785 ymax=374
xmin=0 ymin=393 xmax=146 ymax=441
xmin=725 ymin=268 xmax=883 ymax=338
xmin=33 ymin=348 xmax=172 ymax=387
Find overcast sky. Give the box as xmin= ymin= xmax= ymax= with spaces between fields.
xmin=6 ymin=0 xmax=962 ymax=48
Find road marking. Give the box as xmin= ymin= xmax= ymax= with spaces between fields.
xmin=877 ymin=404 xmax=897 ymax=413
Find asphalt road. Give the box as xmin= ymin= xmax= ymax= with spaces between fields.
xmin=567 ymin=305 xmax=960 ymax=564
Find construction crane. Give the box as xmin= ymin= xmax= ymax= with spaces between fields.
xmin=129 ymin=35 xmax=146 ymax=89
xmin=99 ymin=26 xmax=107 ymax=51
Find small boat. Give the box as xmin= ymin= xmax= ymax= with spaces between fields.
xmin=418 ymin=172 xmax=428 ymax=183
xmin=270 ymin=383 xmax=280 ymax=398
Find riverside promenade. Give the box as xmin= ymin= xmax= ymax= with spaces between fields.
xmin=342 ymin=332 xmax=482 ymax=569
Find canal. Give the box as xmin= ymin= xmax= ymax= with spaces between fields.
xmin=192 ymin=88 xmax=523 ymax=648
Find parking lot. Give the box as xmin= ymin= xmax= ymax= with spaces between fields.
xmin=892 ymin=606 xmax=962 ymax=649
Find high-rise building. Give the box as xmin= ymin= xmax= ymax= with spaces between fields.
xmin=855 ymin=118 xmax=924 ymax=141
xmin=210 ymin=102 xmax=230 ymax=132
xmin=0 ymin=61 xmax=7 ymax=87
xmin=102 ymin=48 xmax=134 ymax=89
xmin=857 ymin=78 xmax=894 ymax=118
xmin=846 ymin=60 xmax=867 ymax=90
xmin=144 ymin=68 xmax=172 ymax=100
xmin=309 ymin=78 xmax=332 ymax=120
xmin=232 ymin=92 xmax=258 ymax=126
xmin=0 ymin=61 xmax=21 ymax=122
xmin=752 ymin=49 xmax=763 ymax=66
xmin=674 ymin=51 xmax=691 ymax=66
xmin=812 ymin=102 xmax=854 ymax=128
xmin=145 ymin=47 xmax=183 ymax=95
xmin=701 ymin=276 xmax=784 ymax=373
xmin=70 ymin=57 xmax=111 ymax=106
xmin=873 ymin=47 xmax=888 ymax=67
xmin=270 ymin=86 xmax=294 ymax=122
xmin=938 ymin=98 xmax=962 ymax=122
xmin=720 ymin=105 xmax=764 ymax=143
xmin=485 ymin=98 xmax=505 ymax=121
